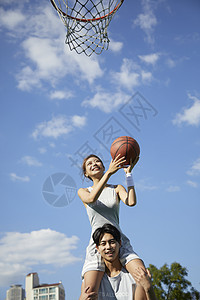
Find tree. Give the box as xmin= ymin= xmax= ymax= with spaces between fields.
xmin=148 ymin=262 xmax=200 ymax=300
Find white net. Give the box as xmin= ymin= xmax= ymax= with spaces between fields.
xmin=51 ymin=0 xmax=124 ymax=56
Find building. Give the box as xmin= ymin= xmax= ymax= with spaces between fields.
xmin=25 ymin=273 xmax=65 ymax=300
xmin=6 ymin=285 xmax=25 ymax=300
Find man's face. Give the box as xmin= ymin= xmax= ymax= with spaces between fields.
xmin=97 ymin=233 xmax=121 ymax=263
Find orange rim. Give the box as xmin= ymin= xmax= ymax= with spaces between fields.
xmin=50 ymin=0 xmax=124 ymax=22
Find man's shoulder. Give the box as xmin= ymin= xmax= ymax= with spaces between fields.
xmin=103 ymin=268 xmax=135 ymax=283
xmin=119 ymin=268 xmax=135 ymax=282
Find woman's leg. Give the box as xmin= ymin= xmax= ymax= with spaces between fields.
xmin=125 ymin=258 xmax=146 ymax=277
xmin=126 ymin=259 xmax=147 ymax=300
xmin=134 ymin=286 xmax=148 ymax=300
xmin=133 ymin=268 xmax=158 ymax=300
xmin=83 ymin=270 xmax=104 ymax=293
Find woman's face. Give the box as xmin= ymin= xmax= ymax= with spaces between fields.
xmin=85 ymin=156 xmax=104 ymax=179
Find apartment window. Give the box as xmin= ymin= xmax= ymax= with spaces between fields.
xmin=49 ymin=294 xmax=55 ymax=300
xmin=39 ymin=288 xmax=48 ymax=294
xmin=49 ymin=287 xmax=56 ymax=293
xmin=34 ymin=290 xmax=39 ymax=295
xmin=39 ymin=296 xmax=48 ymax=300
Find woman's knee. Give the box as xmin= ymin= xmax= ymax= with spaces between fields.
xmin=126 ymin=259 xmax=146 ymax=272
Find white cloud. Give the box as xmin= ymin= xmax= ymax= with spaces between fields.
xmin=20 ymin=156 xmax=42 ymax=167
xmin=0 ymin=8 xmax=26 ymax=30
xmin=22 ymin=37 xmax=64 ymax=76
xmin=166 ymin=185 xmax=180 ymax=192
xmin=82 ymin=90 xmax=130 ymax=113
xmin=135 ymin=178 xmax=158 ymax=191
xmin=133 ymin=0 xmax=158 ymax=44
xmin=141 ymin=70 xmax=153 ymax=82
xmin=32 ymin=116 xmax=72 ymax=139
xmin=186 ymin=180 xmax=198 ymax=188
xmin=17 ymin=36 xmax=103 ymax=90
xmin=38 ymin=147 xmax=47 ymax=154
xmin=166 ymin=56 xmax=189 ymax=69
xmin=32 ymin=115 xmax=87 ymax=140
xmin=187 ymin=157 xmax=200 ymax=176
xmin=135 ymin=10 xmax=157 ymax=30
xmin=50 ymin=90 xmax=74 ymax=100
xmin=69 ymin=51 xmax=103 ymax=84
xmin=71 ymin=115 xmax=87 ymax=128
xmin=111 ymin=58 xmax=153 ymax=91
xmin=10 ymin=173 xmax=30 ymax=182
xmin=0 ymin=4 xmax=104 ymax=91
xmin=172 ymin=94 xmax=200 ymax=126
xmin=138 ymin=53 xmax=160 ymax=65
xmin=0 ymin=0 xmax=27 ymax=5
xmin=166 ymin=58 xmax=176 ymax=68
xmin=0 ymin=229 xmax=80 ymax=287
xmin=49 ymin=142 xmax=56 ymax=148
xmin=17 ymin=36 xmax=67 ymax=91
xmin=109 ymin=39 xmax=123 ymax=52
xmin=175 ymin=32 xmax=200 ymax=45
xmin=111 ymin=59 xmax=140 ymax=91
xmin=16 ymin=66 xmax=42 ymax=91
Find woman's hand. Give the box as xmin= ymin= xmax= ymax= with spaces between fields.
xmin=124 ymin=156 xmax=139 ymax=174
xmin=107 ymin=155 xmax=126 ymax=175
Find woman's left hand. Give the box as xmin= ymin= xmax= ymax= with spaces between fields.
xmin=124 ymin=156 xmax=139 ymax=174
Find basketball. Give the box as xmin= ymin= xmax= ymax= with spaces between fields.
xmin=110 ymin=136 xmax=140 ymax=166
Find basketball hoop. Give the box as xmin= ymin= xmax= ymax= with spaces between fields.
xmin=50 ymin=0 xmax=124 ymax=56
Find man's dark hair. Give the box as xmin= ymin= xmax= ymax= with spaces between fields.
xmin=92 ymin=223 xmax=121 ymax=246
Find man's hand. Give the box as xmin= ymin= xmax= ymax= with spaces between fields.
xmin=79 ymin=287 xmax=98 ymax=300
xmin=134 ymin=267 xmax=152 ymax=292
xmin=134 ymin=268 xmax=158 ymax=300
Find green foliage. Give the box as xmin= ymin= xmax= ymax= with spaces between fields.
xmin=148 ymin=262 xmax=200 ymax=300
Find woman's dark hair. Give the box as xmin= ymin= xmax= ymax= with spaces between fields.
xmin=82 ymin=154 xmax=105 ymax=181
xmin=92 ymin=223 xmax=121 ymax=246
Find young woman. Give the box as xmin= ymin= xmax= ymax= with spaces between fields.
xmin=78 ymin=154 xmax=148 ymax=299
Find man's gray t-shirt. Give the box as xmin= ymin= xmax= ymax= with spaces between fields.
xmin=98 ymin=268 xmax=136 ymax=300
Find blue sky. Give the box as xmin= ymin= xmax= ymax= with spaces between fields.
xmin=0 ymin=0 xmax=200 ymax=299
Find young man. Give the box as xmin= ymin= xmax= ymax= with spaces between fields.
xmin=80 ymin=224 xmax=157 ymax=300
